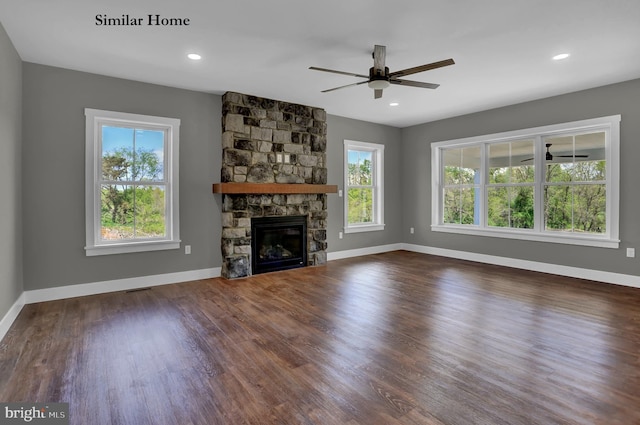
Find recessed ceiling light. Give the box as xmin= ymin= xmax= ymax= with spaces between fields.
xmin=389 ymin=102 xmax=399 ymax=107
xmin=552 ymin=53 xmax=570 ymax=61
xmin=187 ymin=53 xmax=202 ymax=60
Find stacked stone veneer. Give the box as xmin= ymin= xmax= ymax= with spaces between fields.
xmin=220 ymin=92 xmax=328 ymax=279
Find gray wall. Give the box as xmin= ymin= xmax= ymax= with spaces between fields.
xmin=402 ymin=78 xmax=640 ymax=276
xmin=22 ymin=63 xmax=222 ymax=290
xmin=0 ymin=23 xmax=23 ymax=319
xmin=326 ymin=114 xmax=403 ymax=253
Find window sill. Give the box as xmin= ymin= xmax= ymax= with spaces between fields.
xmin=85 ymin=240 xmax=181 ymax=256
xmin=431 ymin=225 xmax=619 ymax=249
xmin=344 ymin=224 xmax=386 ymax=234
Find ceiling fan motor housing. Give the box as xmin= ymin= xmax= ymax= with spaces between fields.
xmin=368 ymin=66 xmax=390 ymax=90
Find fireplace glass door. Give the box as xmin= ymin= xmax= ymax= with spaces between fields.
xmin=251 ymin=216 xmax=307 ymax=274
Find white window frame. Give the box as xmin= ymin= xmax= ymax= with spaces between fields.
xmin=344 ymin=140 xmax=385 ymax=233
xmin=85 ymin=108 xmax=181 ymax=256
xmin=431 ymin=115 xmax=620 ymax=248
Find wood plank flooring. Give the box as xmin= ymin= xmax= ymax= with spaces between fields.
xmin=1 ymin=251 xmax=640 ymax=424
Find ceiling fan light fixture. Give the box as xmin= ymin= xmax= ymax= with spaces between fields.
xmin=368 ymin=79 xmax=390 ymax=90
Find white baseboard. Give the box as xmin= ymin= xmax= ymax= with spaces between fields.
xmin=327 ymin=243 xmax=403 ymax=261
xmin=0 ymin=292 xmax=25 ymax=343
xmin=402 ymin=243 xmax=640 ymax=289
xmin=24 ymin=267 xmax=222 ymax=304
xmin=328 ymin=242 xmax=640 ymax=289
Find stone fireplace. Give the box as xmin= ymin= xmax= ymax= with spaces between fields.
xmin=217 ymin=92 xmax=331 ymax=279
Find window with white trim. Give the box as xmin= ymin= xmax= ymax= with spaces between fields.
xmin=431 ymin=115 xmax=620 ymax=248
xmin=344 ymin=140 xmax=385 ymax=233
xmin=85 ymin=109 xmax=180 ymax=256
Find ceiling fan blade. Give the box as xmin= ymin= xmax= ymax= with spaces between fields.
xmin=389 ymin=58 xmax=455 ymax=78
xmin=373 ymin=45 xmax=386 ymax=72
xmin=374 ymin=89 xmax=383 ymax=99
xmin=390 ymin=79 xmax=440 ymax=89
xmin=321 ymin=80 xmax=368 ymax=93
xmin=309 ymin=66 xmax=369 ymax=79
xmin=521 ymin=154 xmax=590 ymax=162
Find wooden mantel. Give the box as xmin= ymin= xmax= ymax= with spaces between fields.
xmin=212 ymin=183 xmax=338 ymax=194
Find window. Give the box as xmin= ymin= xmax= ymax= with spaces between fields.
xmin=344 ymin=140 xmax=385 ymax=233
xmin=85 ymin=109 xmax=180 ymax=256
xmin=431 ymin=115 xmax=620 ymax=248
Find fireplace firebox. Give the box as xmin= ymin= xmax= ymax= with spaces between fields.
xmin=251 ymin=215 xmax=307 ymax=275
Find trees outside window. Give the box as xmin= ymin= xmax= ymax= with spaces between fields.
xmin=100 ymin=127 xmax=165 ymax=240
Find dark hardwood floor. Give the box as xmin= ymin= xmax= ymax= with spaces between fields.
xmin=1 ymin=251 xmax=640 ymax=424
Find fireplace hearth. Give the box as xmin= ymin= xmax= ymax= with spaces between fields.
xmin=251 ymin=216 xmax=307 ymax=275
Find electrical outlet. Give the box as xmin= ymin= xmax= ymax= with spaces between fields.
xmin=276 ymin=153 xmax=283 ymax=163
xmin=339 ymin=231 xmax=343 ymax=239
xmin=627 ymin=248 xmax=635 ymax=258
xmin=185 ymin=245 xmax=191 ymax=255
xmin=410 ymin=227 xmax=415 ymax=234
xmin=338 ymin=189 xmax=343 ymax=197
xmin=284 ymin=153 xmax=291 ymax=163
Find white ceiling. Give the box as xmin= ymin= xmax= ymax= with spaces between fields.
xmin=1 ymin=0 xmax=639 ymax=128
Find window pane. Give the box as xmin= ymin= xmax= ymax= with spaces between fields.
xmin=100 ymin=184 xmax=167 ymax=240
xmin=544 ymin=184 xmax=606 ymax=233
xmin=574 ymin=132 xmax=606 ymax=182
xmin=347 ymin=188 xmax=373 ymax=224
xmin=443 ymin=147 xmax=480 ymax=185
xmin=134 ymin=129 xmax=165 ymax=182
xmin=100 ymin=184 xmax=134 ymax=240
xmin=574 ymin=184 xmax=606 ymax=233
xmin=544 ymin=185 xmax=573 ymax=232
xmin=347 ymin=150 xmax=373 ymax=186
xmin=443 ymin=187 xmax=461 ymax=224
xmin=443 ymin=148 xmax=461 ymax=185
xmin=460 ymin=146 xmax=480 ymax=184
xmin=544 ymin=135 xmax=575 ymax=180
xmin=443 ymin=187 xmax=476 ymax=225
xmin=545 ymin=132 xmax=606 ymax=183
xmin=488 ymin=186 xmax=534 ymax=229
xmin=511 ymin=186 xmax=534 ymax=229
xmin=134 ymin=186 xmax=166 ymax=238
xmin=102 ymin=126 xmax=165 ymax=182
xmin=460 ymin=188 xmax=476 ymax=224
xmin=488 ymin=187 xmax=509 ymax=227
xmin=102 ymin=126 xmax=134 ymax=181
xmin=489 ymin=140 xmax=534 ymax=184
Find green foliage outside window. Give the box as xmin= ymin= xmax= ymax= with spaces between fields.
xmin=100 ymin=139 xmax=166 ymax=240
xmin=443 ymin=160 xmax=606 ymax=233
xmin=347 ymin=152 xmax=374 ymax=224
xmin=544 ymin=161 xmax=606 ymax=233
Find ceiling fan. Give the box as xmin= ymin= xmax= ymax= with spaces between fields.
xmin=309 ymin=45 xmax=455 ymax=99
xmin=521 ymin=143 xmax=589 ymax=162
